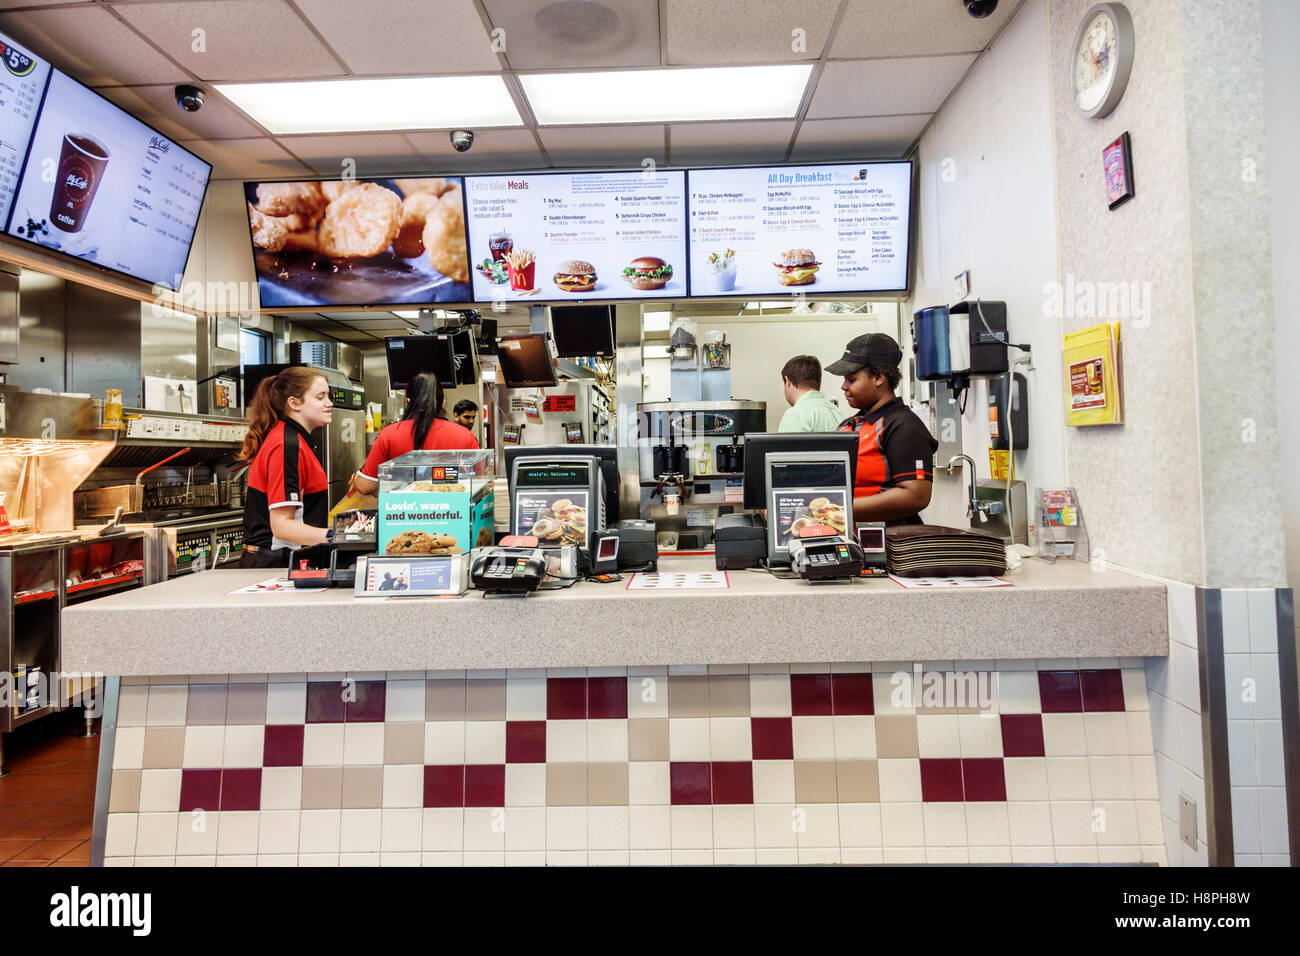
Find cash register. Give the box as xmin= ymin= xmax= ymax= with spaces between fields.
xmin=504 ymin=445 xmax=619 ymax=561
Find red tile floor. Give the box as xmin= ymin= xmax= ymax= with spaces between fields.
xmin=0 ymin=709 xmax=100 ymax=866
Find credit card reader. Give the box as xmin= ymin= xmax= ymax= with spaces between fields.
xmin=857 ymin=522 xmax=889 ymax=576
xmin=470 ymin=535 xmax=548 ymax=594
xmin=788 ymin=526 xmax=865 ymax=580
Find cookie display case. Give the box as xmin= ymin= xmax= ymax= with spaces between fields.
xmin=376 ymin=450 xmax=495 ymax=557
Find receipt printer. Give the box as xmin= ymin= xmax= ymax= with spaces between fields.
xmin=714 ymin=512 xmax=767 ymax=570
xmin=788 ymin=527 xmax=864 ymax=581
xmin=612 ymin=520 xmax=658 ymax=571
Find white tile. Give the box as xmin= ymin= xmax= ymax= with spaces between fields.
xmin=379 ymin=852 xmax=420 ymax=867
xmin=586 ymin=666 xmax=626 ymax=677
xmin=299 ymin=809 xmax=342 ymax=853
xmin=137 ymin=769 xmax=182 ymax=813
xmin=1262 ymin=854 xmax=1292 ymax=866
xmin=838 ymin=803 xmax=882 ymax=848
xmin=712 ymin=849 xmax=755 ymax=866
xmin=1057 ymin=844 xmax=1100 ymax=863
xmin=588 ymin=850 xmax=631 ymax=866
xmin=670 ymin=850 xmax=713 ymax=865
xmin=176 ymin=810 xmax=219 ymax=856
xmin=1121 ymin=669 xmax=1150 ymax=711
xmin=797 ymin=804 xmax=840 ymax=848
xmin=423 ymin=721 xmax=466 ymax=764
xmin=1144 ymin=655 xmax=1172 ymax=704
xmin=754 ymin=804 xmax=799 ymax=848
xmin=381 ymin=808 xmax=424 ymax=853
xmin=1089 ymin=756 xmax=1135 ymax=800
xmin=257 ymin=810 xmax=301 ymax=855
xmin=965 ymin=803 xmax=1011 ymax=845
xmin=587 ymin=719 xmax=629 ymax=762
xmin=629 ymin=849 xmax=673 ymax=865
xmin=1176 ymin=704 xmax=1205 ymax=778
xmin=135 ymin=812 xmax=180 ymax=856
xmin=1252 ymin=653 xmax=1282 ymax=720
xmin=1093 ymin=801 xmax=1139 ymax=846
xmin=915 ymin=715 xmax=960 ymax=758
xmin=1183 ymin=840 xmax=1209 ymax=866
xmin=1256 ymin=721 xmax=1285 ymax=787
xmin=879 ymin=803 xmax=924 ymax=846
xmin=1003 ymin=757 xmax=1049 ymax=801
xmin=146 ymin=685 xmax=188 ymax=726
xmin=117 ymin=684 xmax=150 ymax=727
xmin=504 ymin=764 xmax=546 ymax=807
xmin=882 ymin=846 xmax=928 ymax=863
xmin=182 ymin=726 xmax=225 ymax=768
xmin=958 ymin=713 xmax=1003 ymax=757
xmin=627 ymin=674 xmax=667 ymax=718
xmin=1126 ymin=712 xmax=1155 ymax=756
xmin=873 ymin=673 xmax=915 ymax=715
xmin=464 ymin=721 xmax=506 ymax=764
xmin=339 ymin=852 xmax=381 ymax=866
xmin=113 ymin=728 xmax=145 ymax=770
xmin=1149 ymin=690 xmax=1176 ymax=759
xmin=709 ymin=717 xmax=752 ymax=761
xmin=1132 ymin=755 xmax=1160 ymax=801
xmin=588 ymin=806 xmax=630 ymax=851
xmin=1162 ymin=814 xmax=1182 ymax=867
xmin=712 ymin=805 xmax=756 ymax=849
xmin=1049 ymin=801 xmax=1098 ymax=846
xmin=791 ymin=716 xmax=836 ymax=759
xmin=841 ymin=847 xmax=885 ymax=864
xmin=877 ymin=758 xmax=922 ymax=802
xmin=385 ymin=671 xmax=424 ymax=681
xmin=505 ymin=850 xmax=545 ymax=866
xmin=382 ymin=764 xmax=424 ymax=808
xmin=506 ymin=678 xmax=548 ymax=720
xmin=746 ymin=664 xmax=789 ymax=675
xmin=1046 ymin=757 xmax=1092 ymax=801
xmin=1235 ymin=854 xmax=1263 ymax=867
xmin=265 ymin=682 xmax=306 ymax=724
xmin=384 ymin=680 xmax=425 ymax=722
xmin=1099 ymin=845 xmax=1143 ymax=863
xmin=1246 ymin=589 xmax=1279 ymax=652
xmin=1136 ymin=801 xmax=1164 ymax=845
xmin=421 ymin=808 xmax=464 ymax=852
xmin=342 ymin=723 xmax=385 ymax=765
xmin=261 ymin=767 xmax=303 ymax=811
xmin=1042 ymin=714 xmax=1087 ymax=756
xmin=1167 ymin=581 xmax=1198 ymax=649
xmin=670 ymin=805 xmax=713 ymax=849
xmin=1259 ymin=788 xmax=1289 ymax=854
xmin=175 ymin=856 xmax=218 ymax=867
xmin=1227 ymin=720 xmax=1258 ymax=787
xmin=1223 ymin=654 xmax=1254 ymax=720
xmin=463 ymin=808 xmax=505 ymax=851
xmin=752 ymin=760 xmax=796 ymax=804
xmin=1007 ymin=803 xmax=1052 ymax=846
xmin=1010 ymin=846 xmax=1056 ymax=863
xmin=546 ymin=721 xmax=587 ymax=763
xmin=668 ymin=718 xmax=711 ymax=762
xmin=969 ymin=846 xmax=1013 ymax=863
xmin=1171 ymin=641 xmax=1201 ymax=712
xmin=925 ymin=847 xmax=969 ymax=863
xmin=460 ymin=852 xmax=503 ymax=866
xmin=302 ymin=723 xmax=345 ymax=766
xmin=922 ymin=804 xmax=967 ymax=845
xmin=339 ymin=809 xmax=382 ymax=853
xmin=1083 ymin=713 xmax=1130 ymax=756
xmin=223 ymin=725 xmax=264 ymax=768
xmin=1230 ymin=787 xmax=1261 ymax=853
xmin=748 ymin=674 xmax=793 ymax=717
xmin=629 ymin=805 xmax=672 ymax=849
xmin=628 ymin=762 xmax=670 ymax=805
xmin=216 ymin=811 xmax=259 ymax=855
xmin=1220 ymin=589 xmax=1251 ymax=653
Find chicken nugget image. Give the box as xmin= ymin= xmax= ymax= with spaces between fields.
xmin=392 ymin=192 xmax=443 ymax=258
xmin=255 ymin=181 xmax=326 ymax=218
xmin=393 ymin=177 xmax=449 ymax=198
xmin=317 ymin=182 xmax=402 ymax=258
xmin=321 ymin=180 xmax=361 ymax=203
xmin=248 ymin=202 xmax=290 ymax=252
xmin=422 ymin=194 xmax=469 ymax=283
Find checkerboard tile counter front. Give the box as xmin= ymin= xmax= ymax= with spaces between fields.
xmin=100 ymin=664 xmax=1165 ymax=866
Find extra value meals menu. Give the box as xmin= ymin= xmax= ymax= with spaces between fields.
xmin=686 ymin=161 xmax=912 ymax=297
xmin=465 ymin=170 xmax=687 ymax=303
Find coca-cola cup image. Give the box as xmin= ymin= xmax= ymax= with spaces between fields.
xmin=49 ymin=132 xmax=109 ymax=233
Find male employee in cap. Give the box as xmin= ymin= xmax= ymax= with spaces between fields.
xmin=825 ymin=332 xmax=938 ymax=525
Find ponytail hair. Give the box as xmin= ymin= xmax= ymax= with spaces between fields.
xmin=238 ymin=365 xmax=324 ymax=461
xmin=402 ymin=372 xmax=447 ymax=449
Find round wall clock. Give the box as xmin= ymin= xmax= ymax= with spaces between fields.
xmin=1072 ymin=2 xmax=1135 ymax=119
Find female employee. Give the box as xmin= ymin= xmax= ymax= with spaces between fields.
xmin=825 ymin=332 xmax=938 ymax=525
xmin=351 ymin=371 xmax=478 ymax=496
xmin=237 ymin=366 xmax=335 ymax=568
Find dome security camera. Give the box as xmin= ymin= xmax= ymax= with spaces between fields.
xmin=175 ymin=85 xmax=205 ymax=112
xmin=450 ymin=130 xmax=474 ymax=152
xmin=964 ymin=0 xmax=998 ymax=17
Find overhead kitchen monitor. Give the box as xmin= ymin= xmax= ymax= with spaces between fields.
xmin=496 ymin=333 xmax=557 ymax=388
xmin=504 ymin=444 xmax=619 ymax=527
xmin=447 ymin=327 xmax=479 ymax=385
xmin=550 ymin=305 xmax=615 ymax=358
xmin=385 ymin=335 xmax=457 ymax=390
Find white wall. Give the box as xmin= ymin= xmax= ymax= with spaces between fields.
xmin=907 ymin=0 xmax=1063 ymax=529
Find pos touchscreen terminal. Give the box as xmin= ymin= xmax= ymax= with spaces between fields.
xmin=742 ymin=433 xmax=858 ymax=566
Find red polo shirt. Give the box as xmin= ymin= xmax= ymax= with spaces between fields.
xmin=359 ymin=418 xmax=479 ymax=480
xmin=837 ymin=397 xmax=938 ymax=525
xmin=244 ymin=419 xmax=329 ymax=550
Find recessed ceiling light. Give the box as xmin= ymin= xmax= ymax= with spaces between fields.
xmin=520 ymin=65 xmax=813 ymax=125
xmin=215 ymin=76 xmax=523 ymax=135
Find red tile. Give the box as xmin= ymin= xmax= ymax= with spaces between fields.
xmin=178 ymin=769 xmax=221 ymax=813
xmin=306 ymin=682 xmax=346 ymax=723
xmin=345 ymin=681 xmax=387 ymax=722
xmin=790 ymin=674 xmax=833 ymax=716
xmin=464 ymin=765 xmax=505 ymax=807
xmin=710 ymin=762 xmax=754 ymax=804
xmin=961 ymin=758 xmax=1007 ymax=801
xmin=587 ymin=677 xmax=628 ymax=719
xmin=423 ymin=766 xmax=464 ymax=808
xmin=1038 ymin=671 xmax=1083 ymax=713
xmin=750 ymin=718 xmax=794 ymax=760
xmin=547 ymin=678 xmax=587 ymax=720
xmin=1000 ymin=714 xmax=1045 ymax=758
xmin=1081 ymin=669 xmax=1126 ymax=712
xmin=919 ymin=758 xmax=964 ymax=801
xmin=670 ymin=762 xmax=711 ymax=805
xmin=505 ymin=721 xmax=546 ymax=763
xmin=831 ymin=673 xmax=875 ymax=715
xmin=219 ymin=769 xmax=262 ymax=811
xmin=263 ymin=725 xmax=305 ymax=767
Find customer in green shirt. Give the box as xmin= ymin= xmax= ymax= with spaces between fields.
xmin=778 ymin=355 xmax=846 ymax=432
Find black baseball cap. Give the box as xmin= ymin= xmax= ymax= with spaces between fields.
xmin=824 ymin=332 xmax=903 ymax=375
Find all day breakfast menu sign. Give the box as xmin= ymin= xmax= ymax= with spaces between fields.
xmin=686 ymin=161 xmax=912 ymax=297
xmin=0 ymin=32 xmax=51 ymax=228
xmin=465 ymin=170 xmax=687 ymax=303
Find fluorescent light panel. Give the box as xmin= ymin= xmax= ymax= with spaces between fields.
xmin=215 ymin=76 xmax=523 ymax=135
xmin=520 ymin=65 xmax=813 ymax=125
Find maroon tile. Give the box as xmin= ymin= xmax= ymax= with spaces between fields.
xmin=587 ymin=677 xmax=628 ymax=719
xmin=790 ymin=674 xmax=833 ymax=716
xmin=750 ymin=718 xmax=794 ymax=760
xmin=505 ymin=721 xmax=546 ymax=763
xmin=262 ymin=725 xmax=305 ymax=767
xmin=669 ymin=762 xmax=711 ymax=805
xmin=306 ymin=682 xmax=346 ymax=723
xmin=345 ymin=681 xmax=387 ymax=722
xmin=219 ymin=769 xmax=262 ymax=811
xmin=178 ymin=769 xmax=221 ymax=813
xmin=710 ymin=762 xmax=754 ymax=805
xmin=423 ymin=766 xmax=465 ymax=808
xmin=1081 ymin=669 xmax=1126 ymax=712
xmin=547 ymin=678 xmax=587 ymax=720
xmin=1000 ymin=714 xmax=1046 ymax=758
xmin=1037 ymin=671 xmax=1083 ymax=713
xmin=962 ymin=758 xmax=1007 ymax=801
xmin=831 ymin=673 xmax=874 ymax=715
xmin=919 ymin=758 xmax=964 ymax=802
xmin=464 ymin=765 xmax=506 ymax=808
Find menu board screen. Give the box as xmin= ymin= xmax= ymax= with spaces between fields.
xmin=4 ymin=70 xmax=210 ymax=289
xmin=0 ymin=32 xmax=50 ymax=229
xmin=465 ymin=170 xmax=686 ymax=303
xmin=686 ymin=161 xmax=912 ymax=297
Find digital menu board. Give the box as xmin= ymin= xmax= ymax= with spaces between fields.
xmin=465 ymin=170 xmax=687 ymax=303
xmin=687 ymin=161 xmax=912 ymax=297
xmin=0 ymin=33 xmax=51 ymax=230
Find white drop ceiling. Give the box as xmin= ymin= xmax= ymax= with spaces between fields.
xmin=0 ymin=0 xmax=1024 ymax=181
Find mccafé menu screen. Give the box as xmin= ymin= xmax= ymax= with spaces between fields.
xmin=0 ymin=33 xmax=51 ymax=230
xmin=464 ymin=170 xmax=687 ymax=303
xmin=686 ymin=161 xmax=912 ymax=297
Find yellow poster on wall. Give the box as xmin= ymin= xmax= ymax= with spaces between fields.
xmin=1063 ymin=322 xmax=1123 ymax=426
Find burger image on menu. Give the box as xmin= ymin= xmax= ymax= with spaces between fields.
xmin=622 ymin=256 xmax=673 ymax=291
xmin=554 ymin=259 xmax=597 ymax=293
xmin=774 ymin=248 xmax=820 ymax=286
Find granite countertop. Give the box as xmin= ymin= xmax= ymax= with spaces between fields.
xmin=60 ymin=555 xmax=1168 ymax=675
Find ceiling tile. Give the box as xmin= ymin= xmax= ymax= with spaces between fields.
xmin=791 ymin=114 xmax=929 ymax=161
xmin=115 ymin=0 xmax=344 ymax=82
xmin=294 ymin=0 xmax=501 ymax=74
xmin=665 ymin=0 xmax=839 ymax=65
xmin=807 ymin=55 xmax=976 ymax=118
xmin=668 ymin=120 xmax=794 ymax=166
xmin=0 ymin=6 xmax=190 ymax=85
xmin=538 ymin=124 xmax=664 ymax=168
xmin=481 ymin=0 xmax=660 ymax=70
xmin=275 ymin=133 xmax=427 ymax=176
xmin=96 ymin=84 xmax=265 ymax=142
xmin=405 ymin=128 xmax=546 ymax=172
xmin=182 ymin=136 xmax=311 ymax=180
xmin=830 ymin=0 xmax=1017 ymax=58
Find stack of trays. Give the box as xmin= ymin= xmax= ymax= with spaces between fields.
xmin=885 ymin=525 xmax=1007 ymax=577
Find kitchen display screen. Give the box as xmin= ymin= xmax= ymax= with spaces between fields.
xmin=5 ymin=69 xmax=210 ymax=288
xmin=497 ymin=333 xmax=557 ymax=388
xmin=465 ymin=170 xmax=687 ymax=303
xmin=686 ymin=161 xmax=912 ymax=297
xmin=516 ymin=464 xmax=590 ymax=487
xmin=0 ymin=32 xmax=51 ymax=230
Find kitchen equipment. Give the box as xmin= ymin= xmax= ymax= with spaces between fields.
xmin=74 ymin=447 xmax=190 ymax=520
xmin=470 ymin=537 xmax=548 ymax=594
xmin=789 ymin=528 xmax=865 ymax=581
xmin=653 ymin=443 xmax=687 ymax=479
xmin=715 ymin=437 xmax=744 ymax=474
xmin=856 ymin=523 xmax=888 ymax=576
xmin=742 ymin=433 xmax=858 ymax=567
xmin=592 ymin=535 xmax=619 ymax=574
xmin=508 ymin=454 xmax=606 ymax=556
xmin=714 ymin=512 xmax=766 ymax=570
xmin=611 ymin=520 xmax=657 ymax=572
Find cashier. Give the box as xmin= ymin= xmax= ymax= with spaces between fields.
xmin=351 ymin=372 xmax=479 ymax=496
xmin=237 ymin=366 xmax=334 ymax=568
xmin=825 ymin=333 xmax=938 ymax=525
